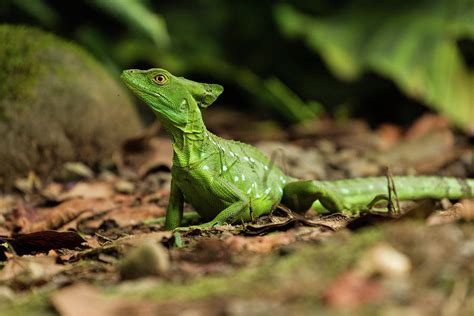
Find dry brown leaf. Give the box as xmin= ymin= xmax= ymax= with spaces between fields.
xmin=405 ymin=114 xmax=450 ymax=140
xmin=7 ymin=231 xmax=87 ymax=255
xmin=376 ymin=123 xmax=402 ymax=149
xmin=58 ymin=181 xmax=115 ymax=200
xmin=0 ymin=256 xmax=66 ymax=286
xmin=12 ymin=198 xmax=118 ymax=233
xmin=120 ymin=136 xmax=173 ymax=178
xmin=375 ymin=129 xmax=457 ymax=173
xmin=76 ymin=204 xmax=166 ymax=231
xmin=459 ymin=199 xmax=474 ymax=221
xmin=427 ymin=200 xmax=474 ymax=225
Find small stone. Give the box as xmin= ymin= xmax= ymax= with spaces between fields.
xmin=114 ymin=180 xmax=135 ymax=194
xmin=58 ymin=162 xmax=94 ymax=181
xmin=119 ymin=241 xmax=170 ymax=280
xmin=358 ymin=243 xmax=411 ymax=279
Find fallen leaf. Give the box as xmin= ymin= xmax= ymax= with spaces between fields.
xmin=76 ymin=204 xmax=166 ymax=232
xmin=120 ymin=135 xmax=173 ymax=178
xmin=6 ymin=231 xmax=87 ymax=255
xmin=375 ymin=129 xmax=458 ymax=174
xmin=11 ymin=198 xmax=118 ymax=233
xmin=427 ymin=200 xmax=474 ymax=225
xmin=0 ymin=256 xmax=66 ymax=287
xmin=244 ymin=207 xmax=349 ymax=235
xmin=376 ymin=123 xmax=402 ymax=149
xmin=58 ymin=181 xmax=115 ymax=200
xmin=405 ymin=114 xmax=449 ymax=140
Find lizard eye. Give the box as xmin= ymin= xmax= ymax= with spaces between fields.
xmin=153 ymin=74 xmax=168 ymax=85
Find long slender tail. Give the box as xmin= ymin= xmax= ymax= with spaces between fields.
xmin=324 ymin=176 xmax=474 ymax=207
xmin=282 ymin=176 xmax=474 ymax=213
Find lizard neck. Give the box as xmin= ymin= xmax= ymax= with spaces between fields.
xmin=159 ymin=110 xmax=210 ymax=167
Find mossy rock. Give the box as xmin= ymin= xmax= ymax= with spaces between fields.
xmin=0 ymin=25 xmax=143 ymax=189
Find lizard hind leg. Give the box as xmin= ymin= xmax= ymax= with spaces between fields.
xmin=282 ymin=180 xmax=346 ymax=214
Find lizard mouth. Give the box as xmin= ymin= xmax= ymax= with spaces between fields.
xmin=121 ymin=74 xmax=161 ymax=99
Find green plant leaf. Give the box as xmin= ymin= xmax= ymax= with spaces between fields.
xmin=91 ymin=0 xmax=169 ymax=48
xmin=275 ymin=1 xmax=474 ymax=132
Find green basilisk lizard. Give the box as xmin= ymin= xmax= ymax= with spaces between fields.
xmin=121 ymin=68 xmax=474 ymax=230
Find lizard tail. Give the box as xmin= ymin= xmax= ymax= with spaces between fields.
xmin=282 ymin=176 xmax=474 ymax=214
xmin=324 ymin=176 xmax=474 ymax=208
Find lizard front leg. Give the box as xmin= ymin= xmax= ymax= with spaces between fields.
xmin=177 ymin=177 xmax=250 ymax=230
xmin=165 ymin=179 xmax=184 ymax=230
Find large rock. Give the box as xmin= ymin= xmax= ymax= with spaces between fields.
xmin=0 ymin=25 xmax=142 ymax=189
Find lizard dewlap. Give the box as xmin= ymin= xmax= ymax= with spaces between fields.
xmin=121 ymin=68 xmax=474 ymax=230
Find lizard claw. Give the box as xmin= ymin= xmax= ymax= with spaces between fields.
xmin=174 ymin=221 xmax=217 ymax=232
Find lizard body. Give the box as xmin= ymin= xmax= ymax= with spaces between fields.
xmin=121 ymin=68 xmax=474 ymax=230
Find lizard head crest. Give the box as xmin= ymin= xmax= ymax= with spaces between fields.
xmin=121 ymin=68 xmax=223 ymax=128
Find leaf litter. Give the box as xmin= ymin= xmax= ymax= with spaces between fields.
xmin=0 ymin=112 xmax=473 ymax=315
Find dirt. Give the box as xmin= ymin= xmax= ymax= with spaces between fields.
xmin=0 ymin=112 xmax=473 ymax=316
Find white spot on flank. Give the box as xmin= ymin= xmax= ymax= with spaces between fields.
xmin=223 ymin=165 xmax=227 ymax=171
xmin=242 ymin=174 xmax=246 ymax=181
xmin=247 ymin=188 xmax=252 ymax=194
xmin=265 ymin=188 xmax=271 ymax=194
xmin=264 ymin=165 xmax=268 ymax=170
xmin=202 ymin=165 xmax=209 ymax=170
xmin=340 ymin=188 xmax=350 ymax=194
xmin=250 ymin=157 xmax=255 ymax=163
xmin=234 ymin=176 xmax=239 ymax=182
xmin=230 ymin=152 xmax=235 ymax=157
xmin=367 ymin=184 xmax=374 ymax=190
xmin=279 ymin=188 xmax=283 ymax=194
xmin=243 ymin=157 xmax=249 ymax=161
xmin=256 ymin=193 xmax=261 ymax=198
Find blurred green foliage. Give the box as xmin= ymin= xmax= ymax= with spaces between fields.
xmin=275 ymin=0 xmax=474 ymax=131
xmin=1 ymin=0 xmax=473 ymax=129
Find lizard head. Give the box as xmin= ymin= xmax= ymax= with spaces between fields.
xmin=121 ymin=68 xmax=223 ymax=128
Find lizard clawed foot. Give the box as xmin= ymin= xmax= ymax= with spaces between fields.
xmin=174 ymin=220 xmax=220 ymax=232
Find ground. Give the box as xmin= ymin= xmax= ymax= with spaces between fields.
xmin=0 ymin=111 xmax=472 ymax=316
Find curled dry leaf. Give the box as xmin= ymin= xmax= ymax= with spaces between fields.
xmin=12 ymin=198 xmax=118 ymax=233
xmin=120 ymin=136 xmax=173 ymax=178
xmin=405 ymin=114 xmax=450 ymax=140
xmin=0 ymin=256 xmax=66 ymax=287
xmin=7 ymin=231 xmax=87 ymax=255
xmin=76 ymin=204 xmax=166 ymax=232
xmin=427 ymin=200 xmax=474 ymax=225
xmin=57 ymin=181 xmax=115 ymax=201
